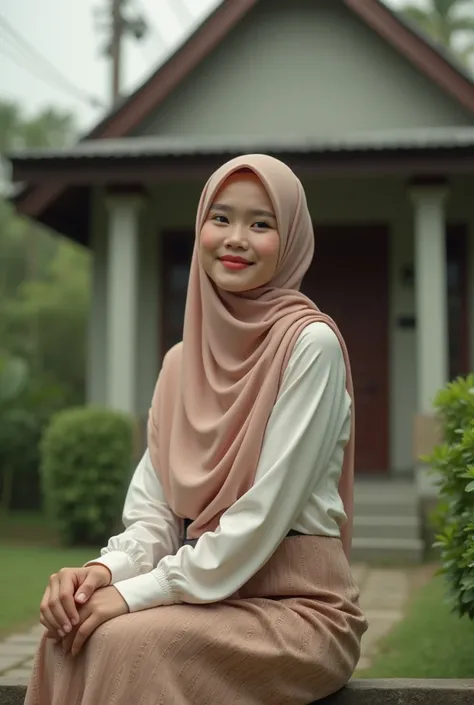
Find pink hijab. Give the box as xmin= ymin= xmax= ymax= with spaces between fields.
xmin=148 ymin=154 xmax=355 ymax=558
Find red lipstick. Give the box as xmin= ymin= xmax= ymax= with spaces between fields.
xmin=219 ymin=255 xmax=252 ymax=270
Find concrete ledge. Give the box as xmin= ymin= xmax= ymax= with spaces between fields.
xmin=323 ymin=679 xmax=474 ymax=704
xmin=1 ymin=678 xmax=474 ymax=704
xmin=0 ymin=679 xmax=27 ymax=705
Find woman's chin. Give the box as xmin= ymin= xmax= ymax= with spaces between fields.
xmin=210 ymin=268 xmax=254 ymax=293
xmin=207 ymin=262 xmax=274 ymax=293
xmin=216 ymin=278 xmax=253 ymax=293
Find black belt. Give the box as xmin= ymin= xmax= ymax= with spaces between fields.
xmin=182 ymin=518 xmax=304 ymax=546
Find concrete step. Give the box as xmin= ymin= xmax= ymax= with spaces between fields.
xmin=354 ymin=480 xmax=418 ymax=502
xmin=354 ymin=479 xmax=415 ymax=492
xmin=353 ymin=515 xmax=420 ymax=541
xmin=354 ymin=482 xmax=418 ymax=497
xmin=351 ymin=536 xmax=424 ymax=564
xmin=354 ymin=501 xmax=418 ymax=518
xmin=354 ymin=485 xmax=419 ymax=517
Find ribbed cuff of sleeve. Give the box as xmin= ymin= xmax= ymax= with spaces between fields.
xmin=114 ymin=567 xmax=176 ymax=612
xmin=84 ymin=551 xmax=139 ymax=584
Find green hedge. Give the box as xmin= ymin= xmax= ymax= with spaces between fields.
xmin=0 ymin=357 xmax=64 ymax=512
xmin=40 ymin=406 xmax=134 ymax=546
xmin=0 ymin=408 xmax=43 ymax=511
xmin=425 ymin=374 xmax=474 ymax=620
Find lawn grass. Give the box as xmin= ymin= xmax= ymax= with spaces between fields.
xmin=0 ymin=511 xmax=99 ymax=637
xmin=0 ymin=544 xmax=98 ymax=637
xmin=359 ymin=573 xmax=474 ymax=679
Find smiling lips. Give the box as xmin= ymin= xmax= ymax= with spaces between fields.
xmin=219 ymin=255 xmax=253 ymax=270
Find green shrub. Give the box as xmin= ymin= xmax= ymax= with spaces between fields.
xmin=0 ymin=407 xmax=43 ymax=511
xmin=0 ymin=377 xmax=70 ymax=512
xmin=425 ymin=374 xmax=474 ymax=619
xmin=41 ymin=406 xmax=134 ymax=546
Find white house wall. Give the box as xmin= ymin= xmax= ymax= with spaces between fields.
xmin=136 ymin=0 xmax=473 ymax=139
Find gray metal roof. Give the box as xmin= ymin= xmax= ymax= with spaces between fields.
xmin=7 ymin=127 xmax=474 ymax=163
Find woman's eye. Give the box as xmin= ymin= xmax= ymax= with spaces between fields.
xmin=253 ymin=221 xmax=270 ymax=230
xmin=212 ymin=214 xmax=228 ymax=224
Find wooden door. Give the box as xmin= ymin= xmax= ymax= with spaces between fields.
xmin=301 ymin=225 xmax=390 ymax=474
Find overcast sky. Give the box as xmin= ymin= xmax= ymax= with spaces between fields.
xmin=0 ymin=0 xmax=426 ymax=132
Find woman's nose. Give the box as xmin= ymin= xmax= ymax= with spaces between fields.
xmin=225 ymin=225 xmax=248 ymax=248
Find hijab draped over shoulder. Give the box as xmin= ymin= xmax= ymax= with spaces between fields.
xmin=148 ymin=155 xmax=355 ymax=557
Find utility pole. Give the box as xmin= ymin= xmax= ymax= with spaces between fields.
xmin=95 ymin=0 xmax=149 ymax=107
xmin=111 ymin=0 xmax=122 ymax=105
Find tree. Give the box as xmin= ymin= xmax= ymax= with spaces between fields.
xmin=0 ymin=356 xmax=29 ymax=510
xmin=0 ymin=99 xmax=87 ymax=400
xmin=0 ymin=101 xmax=77 ymax=304
xmin=0 ymin=101 xmax=75 ymax=152
xmin=399 ymin=0 xmax=474 ymax=66
xmin=0 ymin=100 xmax=90 ymax=512
xmin=4 ymin=242 xmax=90 ymax=405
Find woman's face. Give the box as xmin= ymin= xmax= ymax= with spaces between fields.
xmin=200 ymin=172 xmax=280 ymax=293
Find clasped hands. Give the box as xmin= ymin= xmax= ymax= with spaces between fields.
xmin=39 ymin=564 xmax=129 ymax=657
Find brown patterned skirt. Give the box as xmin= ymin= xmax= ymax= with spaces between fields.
xmin=24 ymin=536 xmax=367 ymax=705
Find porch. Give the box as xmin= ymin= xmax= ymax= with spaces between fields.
xmin=9 ymin=132 xmax=474 ymax=560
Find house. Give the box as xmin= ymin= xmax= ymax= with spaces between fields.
xmin=8 ymin=0 xmax=474 ymax=561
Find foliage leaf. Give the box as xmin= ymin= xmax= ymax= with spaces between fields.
xmin=425 ymin=374 xmax=474 ymax=620
xmin=40 ymin=406 xmax=135 ymax=546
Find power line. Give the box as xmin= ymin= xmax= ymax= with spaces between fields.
xmin=0 ymin=36 xmax=100 ymax=109
xmin=0 ymin=13 xmax=104 ymax=109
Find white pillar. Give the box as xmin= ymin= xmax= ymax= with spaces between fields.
xmin=106 ymin=195 xmax=142 ymax=414
xmin=411 ymin=186 xmax=449 ymax=413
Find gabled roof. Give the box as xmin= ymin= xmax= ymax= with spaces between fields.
xmin=11 ymin=0 xmax=474 ymax=222
xmin=89 ymin=0 xmax=474 ymax=139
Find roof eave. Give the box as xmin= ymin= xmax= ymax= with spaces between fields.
xmin=11 ymin=145 xmax=474 ymax=185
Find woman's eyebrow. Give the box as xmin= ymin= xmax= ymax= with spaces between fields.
xmin=210 ymin=202 xmax=232 ymax=211
xmin=249 ymin=209 xmax=276 ymax=219
xmin=210 ymin=203 xmax=276 ymax=220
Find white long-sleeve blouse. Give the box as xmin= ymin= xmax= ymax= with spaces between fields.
xmin=87 ymin=321 xmax=352 ymax=612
